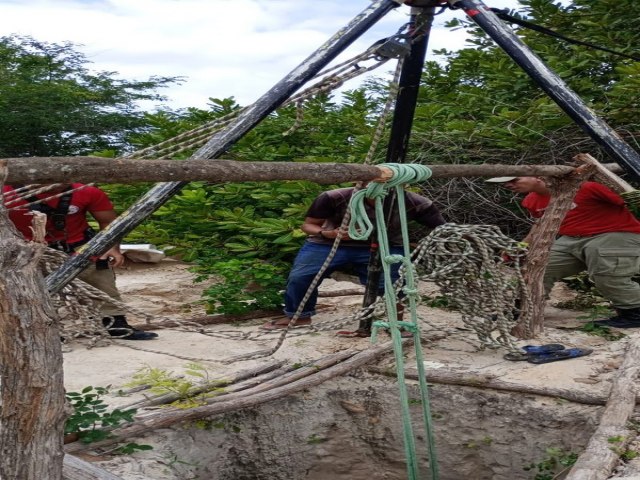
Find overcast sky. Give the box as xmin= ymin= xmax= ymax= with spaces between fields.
xmin=2 ymin=0 xmax=527 ymax=110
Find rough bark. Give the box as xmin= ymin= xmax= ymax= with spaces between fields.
xmin=511 ymin=166 xmax=593 ymax=338
xmin=0 ymin=160 xmax=67 ymax=479
xmin=2 ymin=156 xmax=623 ymax=184
xmin=565 ymin=339 xmax=640 ymax=480
xmin=65 ymin=342 xmax=395 ymax=454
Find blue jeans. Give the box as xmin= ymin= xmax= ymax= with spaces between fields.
xmin=284 ymin=241 xmax=403 ymax=318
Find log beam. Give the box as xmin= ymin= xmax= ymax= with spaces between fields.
xmin=3 ymin=156 xmax=624 ymax=184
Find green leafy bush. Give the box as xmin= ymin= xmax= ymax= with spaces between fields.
xmin=65 ymin=386 xmax=151 ymax=453
xmin=195 ymin=258 xmax=289 ymax=314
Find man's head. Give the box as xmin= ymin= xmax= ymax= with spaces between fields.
xmin=485 ymin=176 xmax=548 ymax=194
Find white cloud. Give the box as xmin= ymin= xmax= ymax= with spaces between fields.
xmin=1 ymin=0 xmax=525 ymax=110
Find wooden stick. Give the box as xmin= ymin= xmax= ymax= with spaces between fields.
xmin=382 ymin=366 xmax=613 ymax=406
xmin=63 ymin=454 xmax=124 ymax=480
xmin=121 ymin=359 xmax=285 ymax=409
xmin=575 ymin=153 xmax=634 ymax=194
xmin=565 ymin=339 xmax=640 ymax=480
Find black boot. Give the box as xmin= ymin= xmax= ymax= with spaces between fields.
xmin=102 ymin=315 xmax=159 ymax=340
xmin=593 ymin=308 xmax=640 ymax=329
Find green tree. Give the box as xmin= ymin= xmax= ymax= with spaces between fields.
xmin=105 ymin=90 xmax=381 ymax=313
xmin=0 ymin=36 xmax=181 ymax=157
xmin=407 ymin=0 xmax=640 ymax=235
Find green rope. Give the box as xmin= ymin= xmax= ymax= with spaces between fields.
xmin=348 ymin=163 xmax=439 ymax=480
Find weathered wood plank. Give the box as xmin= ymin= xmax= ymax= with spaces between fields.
xmin=565 ymin=339 xmax=640 ymax=480
xmin=63 ymin=455 xmax=124 ymax=480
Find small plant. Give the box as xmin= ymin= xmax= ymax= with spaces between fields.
xmin=125 ymin=363 xmax=224 ymax=408
xmin=523 ymin=447 xmax=578 ymax=480
xmin=421 ymin=294 xmax=451 ymax=309
xmin=556 ymin=276 xmax=611 ymax=310
xmin=580 ymin=322 xmax=625 ymax=341
xmin=65 ymin=386 xmax=150 ymax=452
xmin=196 ymin=258 xmax=288 ymax=315
xmin=307 ymin=434 xmax=327 ymax=445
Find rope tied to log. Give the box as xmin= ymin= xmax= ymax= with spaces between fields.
xmin=411 ymin=223 xmax=531 ymax=352
xmin=348 ymin=162 xmax=440 ymax=480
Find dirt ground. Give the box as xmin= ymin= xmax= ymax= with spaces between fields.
xmin=64 ymin=257 xmax=625 ymax=400
xmin=61 ymin=257 xmax=637 ymax=478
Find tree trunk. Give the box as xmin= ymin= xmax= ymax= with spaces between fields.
xmin=2 ymin=156 xmax=623 ymax=184
xmin=0 ymin=160 xmax=67 ymax=479
xmin=511 ymin=167 xmax=593 ymax=338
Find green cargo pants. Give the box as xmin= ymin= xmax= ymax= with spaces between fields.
xmin=78 ymin=264 xmax=124 ymax=317
xmin=544 ymin=232 xmax=640 ymax=309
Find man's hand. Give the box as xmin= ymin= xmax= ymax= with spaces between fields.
xmin=322 ymin=228 xmax=353 ymax=241
xmin=100 ymin=246 xmax=125 ymax=268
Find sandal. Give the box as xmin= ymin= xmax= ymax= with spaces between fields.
xmin=261 ymin=318 xmax=312 ymax=330
xmin=527 ymin=348 xmax=593 ymax=364
xmin=504 ymin=344 xmax=566 ymax=361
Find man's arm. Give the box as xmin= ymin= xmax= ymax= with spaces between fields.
xmin=90 ymin=210 xmax=125 ymax=268
xmin=301 ymin=217 xmax=352 ymax=240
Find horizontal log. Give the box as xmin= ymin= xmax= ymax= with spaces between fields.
xmin=6 ymin=157 xmax=386 ymax=184
xmin=374 ymin=366 xmax=613 ymax=406
xmin=3 ymin=156 xmax=624 ymax=184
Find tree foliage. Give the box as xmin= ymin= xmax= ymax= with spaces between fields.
xmin=406 ymin=0 xmax=640 ymax=236
xmin=105 ymin=92 xmax=381 ymax=312
xmin=0 ymin=36 xmax=180 ymax=157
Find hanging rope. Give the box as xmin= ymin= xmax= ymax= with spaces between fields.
xmin=126 ymin=41 xmax=393 ymax=160
xmin=348 ymin=163 xmax=439 ymax=480
xmin=412 ymin=223 xmax=531 ymax=351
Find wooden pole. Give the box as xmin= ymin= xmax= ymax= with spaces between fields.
xmin=2 ymin=156 xmax=624 ymax=184
xmin=565 ymin=338 xmax=640 ymax=480
xmin=0 ymin=160 xmax=67 ymax=479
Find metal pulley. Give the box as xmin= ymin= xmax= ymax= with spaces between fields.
xmin=374 ymin=35 xmax=411 ymax=59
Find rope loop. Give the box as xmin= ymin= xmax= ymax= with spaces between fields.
xmin=347 ymin=163 xmax=432 ymax=240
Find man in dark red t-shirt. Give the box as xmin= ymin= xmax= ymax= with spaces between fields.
xmin=262 ymin=187 xmax=446 ymax=330
xmin=3 ymin=183 xmax=158 ymax=340
xmin=487 ymin=176 xmax=640 ymax=328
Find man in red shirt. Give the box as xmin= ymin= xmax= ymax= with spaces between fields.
xmin=3 ymin=183 xmax=158 ymax=340
xmin=488 ymin=176 xmax=640 ymax=328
